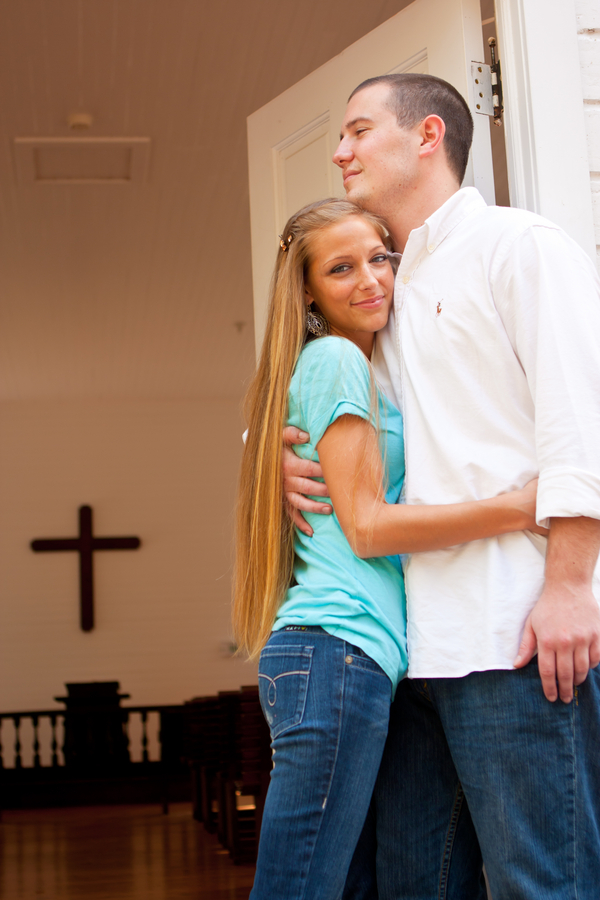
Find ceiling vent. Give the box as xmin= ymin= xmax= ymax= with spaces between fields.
xmin=13 ymin=137 xmax=151 ymax=184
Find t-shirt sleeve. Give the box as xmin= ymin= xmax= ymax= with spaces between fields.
xmin=290 ymin=337 xmax=375 ymax=448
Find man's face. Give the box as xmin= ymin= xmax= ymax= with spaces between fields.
xmin=333 ymin=83 xmax=421 ymax=217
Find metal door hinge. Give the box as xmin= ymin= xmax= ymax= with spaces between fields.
xmin=471 ymin=38 xmax=504 ymax=126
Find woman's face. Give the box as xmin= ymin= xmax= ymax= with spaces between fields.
xmin=304 ymin=216 xmax=394 ymax=358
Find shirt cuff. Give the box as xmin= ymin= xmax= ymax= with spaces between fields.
xmin=537 ymin=466 xmax=600 ymax=527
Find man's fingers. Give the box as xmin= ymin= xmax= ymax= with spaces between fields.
xmin=281 ymin=429 xmax=330 ymax=522
xmin=285 ymin=476 xmax=329 ymax=498
xmin=282 ymin=456 xmax=324 ymax=481
xmin=282 ymin=445 xmax=324 ymax=481
xmin=523 ymin=579 xmax=600 ymax=703
xmin=537 ymin=648 xmax=559 ymax=702
xmin=284 ymin=492 xmax=332 ymax=537
xmin=573 ymin=644 xmax=591 ymax=686
xmin=286 ymin=504 xmax=313 ymax=537
xmin=590 ymin=636 xmax=600 ymax=671
xmin=283 ymin=426 xmax=310 ymax=447
xmin=286 ymin=491 xmax=332 ymax=515
xmin=513 ymin=617 xmax=537 ymax=669
xmin=555 ymin=647 xmax=575 ymax=703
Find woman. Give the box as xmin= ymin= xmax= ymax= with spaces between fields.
xmin=233 ymin=199 xmax=544 ymax=900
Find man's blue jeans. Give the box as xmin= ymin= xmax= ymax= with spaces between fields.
xmin=250 ymin=627 xmax=392 ymax=900
xmin=344 ymin=660 xmax=600 ymax=900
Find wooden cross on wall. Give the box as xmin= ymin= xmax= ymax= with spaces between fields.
xmin=31 ymin=505 xmax=141 ymax=632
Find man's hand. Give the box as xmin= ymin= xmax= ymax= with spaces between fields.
xmin=514 ymin=517 xmax=600 ymax=702
xmin=283 ymin=426 xmax=332 ymax=537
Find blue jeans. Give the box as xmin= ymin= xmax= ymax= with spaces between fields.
xmin=344 ymin=660 xmax=600 ymax=900
xmin=250 ymin=627 xmax=392 ymax=900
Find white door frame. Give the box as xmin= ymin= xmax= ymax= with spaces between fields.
xmin=495 ymin=0 xmax=595 ymax=257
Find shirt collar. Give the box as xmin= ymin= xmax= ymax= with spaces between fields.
xmin=407 ymin=186 xmax=487 ymax=257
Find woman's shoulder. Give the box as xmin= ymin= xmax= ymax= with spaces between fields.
xmin=297 ymin=336 xmax=369 ymax=374
xmin=290 ymin=337 xmax=373 ymax=413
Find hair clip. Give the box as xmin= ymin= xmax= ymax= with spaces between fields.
xmin=279 ymin=234 xmax=293 ymax=252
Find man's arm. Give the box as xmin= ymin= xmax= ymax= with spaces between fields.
xmin=283 ymin=426 xmax=332 ymax=536
xmin=514 ymin=516 xmax=600 ymax=702
xmin=494 ymin=225 xmax=600 ymax=701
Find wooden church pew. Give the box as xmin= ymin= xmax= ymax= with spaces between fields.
xmin=183 ymin=685 xmax=271 ymax=864
xmin=183 ymin=695 xmax=223 ymax=831
xmin=223 ymin=685 xmax=271 ymax=864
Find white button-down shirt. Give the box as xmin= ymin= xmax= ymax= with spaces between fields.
xmin=373 ymin=187 xmax=600 ymax=678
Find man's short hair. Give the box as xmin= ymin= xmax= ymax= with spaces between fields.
xmin=349 ymin=74 xmax=474 ymax=184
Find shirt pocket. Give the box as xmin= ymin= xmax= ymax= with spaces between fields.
xmin=258 ymin=644 xmax=313 ymax=738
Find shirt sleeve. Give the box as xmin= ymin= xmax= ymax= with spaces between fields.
xmin=291 ymin=337 xmax=375 ymax=448
xmin=493 ymin=224 xmax=600 ymax=525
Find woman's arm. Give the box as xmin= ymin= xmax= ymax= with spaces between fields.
xmin=317 ymin=414 xmax=545 ymax=558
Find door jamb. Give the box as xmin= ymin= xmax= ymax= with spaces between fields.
xmin=494 ymin=0 xmax=595 ymax=257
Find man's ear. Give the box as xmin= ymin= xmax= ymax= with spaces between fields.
xmin=418 ymin=114 xmax=446 ymax=160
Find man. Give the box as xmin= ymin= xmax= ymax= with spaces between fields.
xmin=283 ymin=74 xmax=600 ymax=899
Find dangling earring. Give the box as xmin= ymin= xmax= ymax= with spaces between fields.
xmin=306 ymin=305 xmax=330 ymax=337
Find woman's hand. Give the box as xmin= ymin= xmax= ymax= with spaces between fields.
xmin=283 ymin=426 xmax=332 ymax=536
xmin=514 ymin=478 xmax=549 ymax=536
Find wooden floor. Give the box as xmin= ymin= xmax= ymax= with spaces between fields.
xmin=0 ymin=803 xmax=256 ymax=900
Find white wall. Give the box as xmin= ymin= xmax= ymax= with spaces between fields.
xmin=576 ymin=0 xmax=600 ymax=270
xmin=0 ymin=398 xmax=257 ymax=713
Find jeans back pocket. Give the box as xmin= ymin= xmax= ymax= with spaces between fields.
xmin=258 ymin=643 xmax=313 ymax=738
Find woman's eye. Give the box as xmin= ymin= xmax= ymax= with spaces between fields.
xmin=371 ymin=254 xmax=388 ymax=264
xmin=331 ymin=264 xmax=350 ymax=274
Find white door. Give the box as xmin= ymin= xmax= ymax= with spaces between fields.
xmin=247 ymin=0 xmax=494 ymax=353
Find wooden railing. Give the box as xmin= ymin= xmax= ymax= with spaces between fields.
xmin=0 ymin=711 xmax=63 ymax=770
xmin=0 ymin=705 xmax=188 ymax=812
xmin=0 ymin=705 xmax=177 ymax=768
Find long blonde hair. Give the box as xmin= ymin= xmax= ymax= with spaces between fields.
xmin=233 ymin=199 xmax=391 ymax=658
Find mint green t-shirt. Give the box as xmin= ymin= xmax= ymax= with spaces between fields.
xmin=274 ymin=336 xmax=407 ymax=691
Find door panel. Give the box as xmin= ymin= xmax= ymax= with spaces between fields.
xmin=273 ymin=113 xmax=334 ymax=236
xmin=248 ymin=0 xmax=493 ymax=352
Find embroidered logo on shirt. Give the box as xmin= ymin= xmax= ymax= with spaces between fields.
xmin=436 ymin=299 xmax=443 ymax=317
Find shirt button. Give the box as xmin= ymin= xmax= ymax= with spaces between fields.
xmin=428 ymin=244 xmax=434 ymax=252
xmin=402 ymin=275 xmax=409 ymax=284
xmin=345 ymin=655 xmax=353 ymax=665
